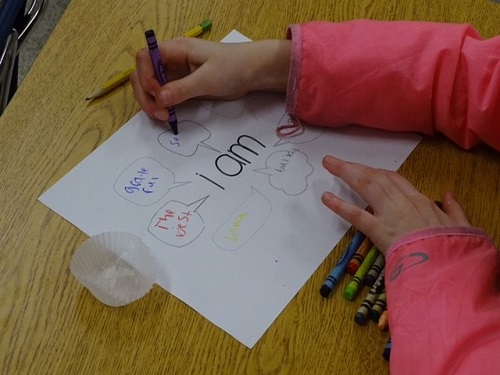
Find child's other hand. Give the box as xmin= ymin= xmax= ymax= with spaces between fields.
xmin=321 ymin=155 xmax=471 ymax=254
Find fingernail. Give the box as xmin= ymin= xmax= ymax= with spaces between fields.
xmin=321 ymin=192 xmax=334 ymax=203
xmin=155 ymin=110 xmax=168 ymax=121
xmin=322 ymin=155 xmax=335 ymax=165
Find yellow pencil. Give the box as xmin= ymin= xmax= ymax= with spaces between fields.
xmin=183 ymin=19 xmax=212 ymax=38
xmin=85 ymin=66 xmax=136 ymax=101
xmin=86 ymin=20 xmax=212 ymax=101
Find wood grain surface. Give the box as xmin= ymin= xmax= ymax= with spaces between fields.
xmin=0 ymin=0 xmax=498 ymax=374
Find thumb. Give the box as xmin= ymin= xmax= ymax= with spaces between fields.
xmin=442 ymin=191 xmax=471 ymax=226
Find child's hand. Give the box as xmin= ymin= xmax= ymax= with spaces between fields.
xmin=321 ymin=155 xmax=471 ymax=254
xmin=130 ymin=38 xmax=290 ymax=121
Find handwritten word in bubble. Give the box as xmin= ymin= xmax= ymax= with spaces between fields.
xmin=254 ymin=149 xmax=313 ymax=196
xmin=114 ymin=157 xmax=189 ymax=206
xmin=148 ymin=196 xmax=208 ymax=247
xmin=213 ymin=187 xmax=271 ymax=251
xmin=158 ymin=120 xmax=219 ymax=157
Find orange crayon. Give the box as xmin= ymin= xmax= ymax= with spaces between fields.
xmin=378 ymin=310 xmax=389 ymax=331
xmin=346 ymin=238 xmax=373 ymax=275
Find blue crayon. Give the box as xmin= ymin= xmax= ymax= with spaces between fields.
xmin=382 ymin=337 xmax=392 ymax=361
xmin=320 ymin=230 xmax=366 ymax=298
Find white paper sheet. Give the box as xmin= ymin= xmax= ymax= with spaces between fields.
xmin=39 ymin=30 xmax=421 ymax=348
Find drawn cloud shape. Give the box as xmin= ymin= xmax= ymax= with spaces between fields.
xmin=254 ymin=149 xmax=313 ymax=196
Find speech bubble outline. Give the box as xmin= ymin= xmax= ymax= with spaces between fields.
xmin=254 ymin=149 xmax=314 ymax=196
xmin=198 ymin=99 xmax=246 ymax=119
xmin=158 ymin=120 xmax=220 ymax=157
xmin=212 ymin=187 xmax=271 ymax=251
xmin=274 ymin=113 xmax=327 ymax=146
xmin=148 ymin=196 xmax=209 ymax=247
xmin=114 ymin=157 xmax=189 ymax=206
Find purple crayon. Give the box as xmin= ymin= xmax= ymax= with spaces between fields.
xmin=145 ymin=29 xmax=179 ymax=135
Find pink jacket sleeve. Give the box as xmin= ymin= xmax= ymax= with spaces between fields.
xmin=385 ymin=227 xmax=500 ymax=374
xmin=286 ymin=20 xmax=500 ymax=151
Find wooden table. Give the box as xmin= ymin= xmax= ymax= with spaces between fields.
xmin=1 ymin=0 xmax=498 ymax=373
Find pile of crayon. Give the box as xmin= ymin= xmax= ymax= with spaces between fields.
xmin=320 ymin=230 xmax=391 ymax=362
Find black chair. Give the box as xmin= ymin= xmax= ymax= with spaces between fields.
xmin=0 ymin=0 xmax=48 ymax=115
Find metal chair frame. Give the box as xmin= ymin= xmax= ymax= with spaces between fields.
xmin=0 ymin=0 xmax=48 ymax=115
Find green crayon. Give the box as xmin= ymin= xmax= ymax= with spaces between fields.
xmin=344 ymin=245 xmax=379 ymax=301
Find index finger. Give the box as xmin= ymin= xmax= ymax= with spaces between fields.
xmin=135 ymin=47 xmax=162 ymax=96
